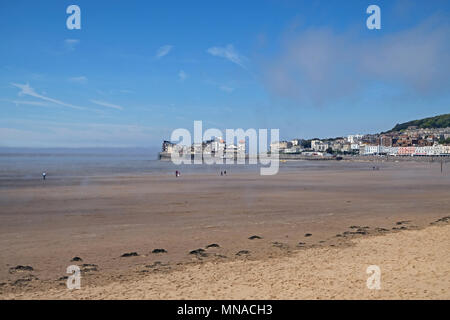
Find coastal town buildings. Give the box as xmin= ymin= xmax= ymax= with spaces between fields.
xmin=347 ymin=134 xmax=363 ymax=144
xmin=161 ymin=126 xmax=450 ymax=158
xmin=311 ymin=140 xmax=329 ymax=152
xmin=270 ymin=141 xmax=292 ymax=151
xmin=162 ymin=140 xmax=176 ymax=153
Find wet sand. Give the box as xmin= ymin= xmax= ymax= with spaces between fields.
xmin=0 ymin=161 xmax=449 ymax=298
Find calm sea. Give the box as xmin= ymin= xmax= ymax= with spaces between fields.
xmin=0 ymin=148 xmax=375 ymax=179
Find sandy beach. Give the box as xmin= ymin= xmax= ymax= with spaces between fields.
xmin=3 ymin=223 xmax=449 ymax=300
xmin=0 ymin=160 xmax=449 ymax=299
xmin=2 ymin=0 xmax=450 ymax=303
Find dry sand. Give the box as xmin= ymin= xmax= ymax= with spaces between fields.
xmin=0 ymin=161 xmax=449 ymax=299
xmin=2 ymin=224 xmax=449 ymax=299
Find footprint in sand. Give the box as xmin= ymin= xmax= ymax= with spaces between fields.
xmin=121 ymin=252 xmax=139 ymax=257
xmin=12 ymin=275 xmax=38 ymax=286
xmin=152 ymin=249 xmax=167 ymax=254
xmin=236 ymin=250 xmax=250 ymax=256
xmin=71 ymin=256 xmax=83 ymax=262
xmin=272 ymin=242 xmax=289 ymax=249
xmin=9 ymin=265 xmax=33 ymax=274
xmin=189 ymin=249 xmax=208 ymax=257
xmin=81 ymin=264 xmax=98 ymax=272
xmin=431 ymin=216 xmax=450 ymax=225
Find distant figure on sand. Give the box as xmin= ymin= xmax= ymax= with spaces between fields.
xmin=224 ymin=170 xmax=227 ymax=175
xmin=175 ymin=170 xmax=180 ymax=177
xmin=220 ymin=171 xmax=223 ymax=176
xmin=42 ymin=172 xmax=46 ymax=180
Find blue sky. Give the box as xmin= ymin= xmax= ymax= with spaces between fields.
xmin=0 ymin=0 xmax=449 ymax=147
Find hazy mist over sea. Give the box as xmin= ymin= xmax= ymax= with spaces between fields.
xmin=0 ymin=147 xmax=160 ymax=179
xmin=0 ymin=147 xmax=388 ymax=180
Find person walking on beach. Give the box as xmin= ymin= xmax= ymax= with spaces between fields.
xmin=42 ymin=172 xmax=46 ymax=180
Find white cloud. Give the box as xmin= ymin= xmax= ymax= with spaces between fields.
xmin=262 ymin=17 xmax=450 ymax=106
xmin=68 ymin=76 xmax=88 ymax=84
xmin=90 ymin=99 xmax=123 ymax=110
xmin=64 ymin=39 xmax=80 ymax=51
xmin=11 ymin=83 xmax=86 ymax=110
xmin=156 ymin=45 xmax=173 ymax=59
xmin=207 ymin=44 xmax=247 ymax=68
xmin=178 ymin=70 xmax=188 ymax=81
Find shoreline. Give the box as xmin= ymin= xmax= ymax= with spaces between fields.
xmin=1 ymin=218 xmax=449 ymax=300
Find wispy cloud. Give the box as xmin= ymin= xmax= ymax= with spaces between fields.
xmin=11 ymin=83 xmax=86 ymax=110
xmin=90 ymin=99 xmax=123 ymax=110
xmin=11 ymin=100 xmax=51 ymax=107
xmin=68 ymin=76 xmax=88 ymax=84
xmin=207 ymin=44 xmax=247 ymax=69
xmin=0 ymin=119 xmax=169 ymax=148
xmin=120 ymin=89 xmax=134 ymax=94
xmin=0 ymin=98 xmax=51 ymax=108
xmin=204 ymin=79 xmax=235 ymax=93
xmin=219 ymin=85 xmax=234 ymax=93
xmin=64 ymin=39 xmax=80 ymax=51
xmin=156 ymin=45 xmax=173 ymax=59
xmin=178 ymin=70 xmax=188 ymax=81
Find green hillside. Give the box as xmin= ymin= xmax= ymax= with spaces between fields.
xmin=391 ymin=113 xmax=450 ymax=132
